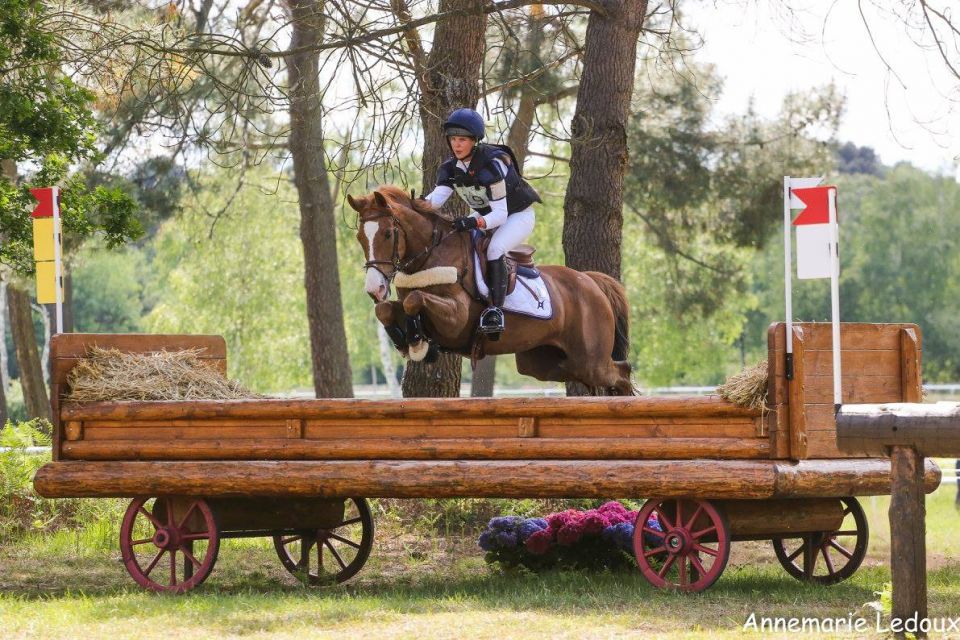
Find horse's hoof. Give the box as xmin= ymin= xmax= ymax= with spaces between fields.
xmin=423 ymin=341 xmax=440 ymax=364
xmin=408 ymin=340 xmax=430 ymax=362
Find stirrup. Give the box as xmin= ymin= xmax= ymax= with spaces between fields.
xmin=479 ymin=306 xmax=505 ymax=340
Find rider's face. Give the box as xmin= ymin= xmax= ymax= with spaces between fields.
xmin=448 ymin=135 xmax=475 ymax=160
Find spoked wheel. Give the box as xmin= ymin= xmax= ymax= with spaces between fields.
xmin=633 ymin=497 xmax=731 ymax=593
xmin=119 ymin=496 xmax=219 ymax=593
xmin=273 ymin=497 xmax=374 ymax=585
xmin=772 ymin=496 xmax=869 ymax=585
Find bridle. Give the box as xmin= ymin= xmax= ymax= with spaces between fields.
xmin=360 ymin=205 xmax=455 ymax=282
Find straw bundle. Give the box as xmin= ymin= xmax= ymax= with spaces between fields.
xmin=65 ymin=347 xmax=259 ymax=402
xmin=716 ymin=360 xmax=769 ymax=411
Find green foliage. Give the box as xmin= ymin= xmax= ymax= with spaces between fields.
xmin=143 ymin=166 xmax=313 ymax=392
xmin=0 ymin=0 xmax=98 ymax=164
xmin=71 ymin=245 xmax=147 ymax=332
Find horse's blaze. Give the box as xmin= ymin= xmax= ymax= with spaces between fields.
xmin=363 ymin=221 xmax=389 ymax=301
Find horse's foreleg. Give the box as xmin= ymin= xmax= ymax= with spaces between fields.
xmin=375 ymin=301 xmax=409 ymax=355
xmin=402 ymin=290 xmax=467 ymax=336
xmin=401 ymin=290 xmax=469 ymax=360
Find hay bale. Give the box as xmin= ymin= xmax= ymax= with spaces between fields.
xmin=65 ymin=347 xmax=260 ymax=402
xmin=717 ymin=360 xmax=768 ymax=411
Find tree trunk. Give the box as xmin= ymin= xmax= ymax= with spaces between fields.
xmin=562 ymin=0 xmax=647 ymax=279
xmin=403 ymin=0 xmax=487 ymax=398
xmin=7 ymin=284 xmax=50 ymax=421
xmin=472 ymin=12 xmax=545 ymax=399
xmin=0 ymin=279 xmax=9 ymax=425
xmin=285 ymin=0 xmax=353 ymax=398
xmin=562 ymin=0 xmax=646 ymax=396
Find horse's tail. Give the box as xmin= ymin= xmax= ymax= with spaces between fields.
xmin=585 ymin=271 xmax=630 ymax=361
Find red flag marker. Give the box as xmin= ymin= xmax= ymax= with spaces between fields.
xmin=30 ymin=188 xmax=57 ymax=218
xmin=791 ymin=186 xmax=832 ymax=225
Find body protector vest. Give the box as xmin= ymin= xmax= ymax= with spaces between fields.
xmin=435 ymin=144 xmax=542 ymax=215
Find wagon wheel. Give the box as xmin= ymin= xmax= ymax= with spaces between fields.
xmin=632 ymin=498 xmax=731 ymax=593
xmin=273 ymin=497 xmax=374 ymax=585
xmin=772 ymin=496 xmax=869 ymax=585
xmin=119 ymin=496 xmax=220 ymax=593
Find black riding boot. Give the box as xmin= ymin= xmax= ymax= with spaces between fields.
xmin=480 ymin=256 xmax=507 ymax=339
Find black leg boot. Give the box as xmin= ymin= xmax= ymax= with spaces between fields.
xmin=480 ymin=256 xmax=507 ymax=340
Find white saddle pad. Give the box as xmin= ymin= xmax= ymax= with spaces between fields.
xmin=474 ymin=253 xmax=553 ymax=320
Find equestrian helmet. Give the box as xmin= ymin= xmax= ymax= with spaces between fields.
xmin=443 ymin=108 xmax=485 ymax=141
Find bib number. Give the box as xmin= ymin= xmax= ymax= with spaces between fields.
xmin=455 ymin=184 xmax=490 ymax=209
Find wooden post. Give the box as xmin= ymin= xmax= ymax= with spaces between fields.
xmin=889 ymin=445 xmax=927 ymax=638
xmin=787 ymin=326 xmax=808 ymax=459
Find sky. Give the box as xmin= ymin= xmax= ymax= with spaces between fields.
xmin=685 ymin=0 xmax=960 ymax=179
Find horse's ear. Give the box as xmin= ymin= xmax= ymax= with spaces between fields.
xmin=373 ymin=191 xmax=389 ymax=208
xmin=346 ymin=194 xmax=363 ymax=212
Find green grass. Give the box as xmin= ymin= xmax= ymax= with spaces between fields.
xmin=1 ymin=486 xmax=958 ymax=639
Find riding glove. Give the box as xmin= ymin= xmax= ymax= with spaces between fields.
xmin=452 ymin=216 xmax=481 ymax=232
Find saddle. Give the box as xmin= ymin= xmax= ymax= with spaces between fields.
xmin=474 ymin=233 xmax=539 ymax=296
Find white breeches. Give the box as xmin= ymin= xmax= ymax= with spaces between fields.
xmin=486 ymin=208 xmax=535 ymax=259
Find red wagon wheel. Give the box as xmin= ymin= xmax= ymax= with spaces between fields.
xmin=119 ymin=496 xmax=219 ymax=593
xmin=273 ymin=497 xmax=374 ymax=585
xmin=772 ymin=496 xmax=869 ymax=585
xmin=632 ymin=497 xmax=731 ymax=593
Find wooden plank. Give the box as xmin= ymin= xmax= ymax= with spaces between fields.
xmin=51 ymin=333 xmax=227 ymax=359
xmin=900 ymin=327 xmax=922 ymax=403
xmin=767 ymin=322 xmax=921 ymax=352
xmin=534 ymin=422 xmax=759 ymax=439
xmin=83 ymin=425 xmax=289 ymax=441
xmin=768 ymin=405 xmax=791 ymax=459
xmin=58 ymin=395 xmax=760 ymax=422
xmin=772 ymin=458 xmax=941 ymax=497
xmin=304 ymin=422 xmax=520 ymax=439
xmin=61 ymin=437 xmax=771 ymax=461
xmin=799 ymin=375 xmax=901 ymax=404
xmin=518 ymin=417 xmax=537 ymax=438
xmin=804 ymin=430 xmax=867 ymax=459
xmin=32 ymin=459 xmax=780 ymax=499
xmin=304 ymin=420 xmax=760 ymax=440
xmin=83 ymin=419 xmax=289 ymax=429
xmin=64 ymin=421 xmax=82 ymax=441
xmin=803 ymin=350 xmax=901 ymax=377
xmin=285 ymin=419 xmax=303 ymax=439
xmin=788 ymin=326 xmax=808 ymax=459
xmin=52 ymin=333 xmax=227 ymax=386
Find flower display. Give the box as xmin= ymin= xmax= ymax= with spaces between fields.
xmin=477 ymin=501 xmax=659 ymax=571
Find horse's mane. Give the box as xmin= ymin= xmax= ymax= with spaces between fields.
xmin=376 ymin=184 xmax=450 ymax=222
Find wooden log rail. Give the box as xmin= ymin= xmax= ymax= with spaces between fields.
xmin=33 ymin=458 xmax=940 ymax=500
xmin=837 ymin=402 xmax=960 ymax=639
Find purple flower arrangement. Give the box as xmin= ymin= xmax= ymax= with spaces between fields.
xmin=477 ymin=501 xmax=662 ymax=571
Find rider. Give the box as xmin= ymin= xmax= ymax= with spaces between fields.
xmin=422 ymin=108 xmax=542 ymax=338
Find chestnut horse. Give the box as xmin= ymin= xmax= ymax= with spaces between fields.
xmin=348 ymin=186 xmax=634 ymax=395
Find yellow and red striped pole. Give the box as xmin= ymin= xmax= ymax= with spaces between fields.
xmin=30 ymin=187 xmax=63 ymax=334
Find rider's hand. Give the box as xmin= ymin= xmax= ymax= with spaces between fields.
xmin=452 ymin=216 xmax=481 ymax=232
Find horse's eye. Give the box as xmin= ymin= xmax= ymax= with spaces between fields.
xmin=384 ymin=230 xmax=392 ymax=240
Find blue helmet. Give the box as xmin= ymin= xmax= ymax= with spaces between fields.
xmin=443 ymin=108 xmax=485 ymax=140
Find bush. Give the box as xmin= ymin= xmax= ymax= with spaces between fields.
xmin=0 ymin=419 xmax=124 ymax=547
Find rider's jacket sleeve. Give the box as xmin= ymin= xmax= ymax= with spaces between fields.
xmin=424 ymin=185 xmax=453 ymax=208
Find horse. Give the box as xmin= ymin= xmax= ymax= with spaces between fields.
xmin=347 ymin=185 xmax=635 ymax=395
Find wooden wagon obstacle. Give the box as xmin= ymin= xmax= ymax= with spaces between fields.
xmin=837 ymin=402 xmax=960 ymax=638
xmin=33 ymin=322 xmax=941 ymax=593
